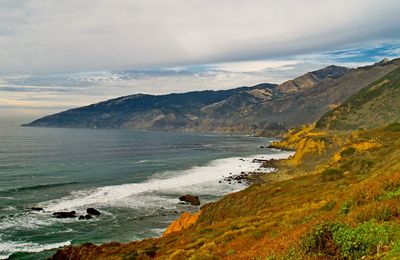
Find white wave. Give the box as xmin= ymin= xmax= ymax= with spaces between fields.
xmin=0 ymin=238 xmax=71 ymax=260
xmin=40 ymin=151 xmax=293 ymax=212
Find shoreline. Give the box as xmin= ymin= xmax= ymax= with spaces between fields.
xmin=45 ymin=149 xmax=294 ymax=259
xmin=7 ymin=149 xmax=292 ymax=259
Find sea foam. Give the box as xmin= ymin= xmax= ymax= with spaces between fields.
xmin=0 ymin=236 xmax=71 ymax=260
xmin=40 ymin=151 xmax=293 ymax=212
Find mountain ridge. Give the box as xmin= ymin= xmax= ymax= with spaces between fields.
xmin=24 ymin=59 xmax=400 ymax=135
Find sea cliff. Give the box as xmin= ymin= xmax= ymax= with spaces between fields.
xmin=51 ymin=123 xmax=400 ymax=259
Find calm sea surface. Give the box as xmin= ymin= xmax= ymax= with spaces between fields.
xmin=0 ymin=121 xmax=287 ymax=259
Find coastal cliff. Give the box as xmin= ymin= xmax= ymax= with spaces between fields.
xmin=52 ymin=60 xmax=400 ymax=259
xmin=51 ymin=123 xmax=400 ymax=259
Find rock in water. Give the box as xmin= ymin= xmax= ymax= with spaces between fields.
xmin=31 ymin=207 xmax=43 ymax=211
xmin=179 ymin=195 xmax=200 ymax=206
xmin=79 ymin=214 xmax=93 ymax=220
xmin=53 ymin=211 xmax=76 ymax=218
xmin=86 ymin=208 xmax=101 ymax=215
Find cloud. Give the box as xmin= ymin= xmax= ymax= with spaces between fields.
xmin=1 ymin=0 xmax=400 ymax=74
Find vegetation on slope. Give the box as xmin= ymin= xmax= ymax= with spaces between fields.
xmin=50 ymin=59 xmax=400 ymax=259
xmin=52 ymin=123 xmax=400 ymax=259
xmin=317 ymin=65 xmax=400 ymax=130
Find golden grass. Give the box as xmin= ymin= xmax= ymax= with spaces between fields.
xmin=51 ymin=125 xmax=400 ymax=259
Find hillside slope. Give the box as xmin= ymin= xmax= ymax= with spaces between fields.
xmin=317 ymin=65 xmax=400 ymax=130
xmin=51 ymin=124 xmax=400 ymax=259
xmin=50 ymin=62 xmax=400 ymax=258
xmin=24 ymin=60 xmax=400 ymax=134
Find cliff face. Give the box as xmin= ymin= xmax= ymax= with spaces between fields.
xmin=25 ymin=60 xmax=400 ymax=134
xmin=163 ymin=211 xmax=201 ymax=236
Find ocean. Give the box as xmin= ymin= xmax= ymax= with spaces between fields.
xmin=0 ymin=121 xmax=291 ymax=259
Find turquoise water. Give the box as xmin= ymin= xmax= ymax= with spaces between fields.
xmin=0 ymin=121 xmax=286 ymax=259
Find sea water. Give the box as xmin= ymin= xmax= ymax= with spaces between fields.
xmin=0 ymin=120 xmax=291 ymax=259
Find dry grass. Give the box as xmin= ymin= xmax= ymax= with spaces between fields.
xmin=52 ymin=124 xmax=400 ymax=259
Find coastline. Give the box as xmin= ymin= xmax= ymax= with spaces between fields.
xmin=1 ymin=144 xmax=292 ymax=259
xmin=47 ymin=148 xmax=294 ymax=259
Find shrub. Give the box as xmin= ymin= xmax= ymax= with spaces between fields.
xmin=144 ymin=245 xmax=159 ymax=257
xmin=380 ymin=187 xmax=400 ymax=200
xmin=339 ymin=201 xmax=353 ymax=215
xmin=340 ymin=147 xmax=356 ymax=157
xmin=226 ymin=249 xmax=235 ymax=256
xmin=300 ymin=223 xmax=337 ymax=256
xmin=301 ymin=221 xmax=395 ymax=259
xmin=320 ymin=200 xmax=336 ymax=211
xmin=332 ymin=220 xmax=391 ymax=259
xmin=321 ymin=168 xmax=344 ymax=181
xmin=252 ymin=230 xmax=264 ymax=239
xmin=385 ymin=122 xmax=400 ymax=132
xmin=384 ymin=240 xmax=400 ymax=259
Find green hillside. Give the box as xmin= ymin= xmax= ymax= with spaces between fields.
xmin=317 ymin=65 xmax=400 ymax=130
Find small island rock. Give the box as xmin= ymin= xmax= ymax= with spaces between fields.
xmin=179 ymin=195 xmax=200 ymax=206
xmin=53 ymin=211 xmax=76 ymax=218
xmin=86 ymin=208 xmax=101 ymax=216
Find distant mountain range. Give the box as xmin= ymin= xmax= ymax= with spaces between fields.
xmin=24 ymin=58 xmax=400 ymax=135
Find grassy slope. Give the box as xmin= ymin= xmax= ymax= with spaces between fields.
xmin=51 ymin=64 xmax=400 ymax=259
xmin=52 ymin=124 xmax=400 ymax=259
xmin=317 ymin=66 xmax=400 ymax=130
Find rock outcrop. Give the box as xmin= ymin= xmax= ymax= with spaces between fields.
xmin=86 ymin=208 xmax=101 ymax=216
xmin=179 ymin=195 xmax=200 ymax=206
xmin=163 ymin=211 xmax=201 ymax=236
xmin=52 ymin=211 xmax=76 ymax=218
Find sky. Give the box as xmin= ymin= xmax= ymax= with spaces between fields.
xmin=1 ymin=0 xmax=400 ymax=121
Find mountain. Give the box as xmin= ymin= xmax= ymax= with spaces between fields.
xmin=24 ymin=59 xmax=400 ymax=134
xmin=51 ymin=77 xmax=400 ymax=259
xmin=317 ymin=60 xmax=400 ymax=130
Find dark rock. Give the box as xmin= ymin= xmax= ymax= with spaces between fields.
xmin=53 ymin=211 xmax=76 ymax=218
xmin=79 ymin=214 xmax=93 ymax=220
xmin=86 ymin=208 xmax=101 ymax=216
xmin=31 ymin=207 xmax=43 ymax=211
xmin=179 ymin=195 xmax=200 ymax=206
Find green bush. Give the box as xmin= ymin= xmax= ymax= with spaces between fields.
xmin=379 ymin=187 xmax=400 ymax=200
xmin=302 ymin=221 xmax=395 ymax=259
xmin=300 ymin=223 xmax=337 ymax=255
xmin=339 ymin=201 xmax=353 ymax=215
xmin=332 ymin=221 xmax=390 ymax=259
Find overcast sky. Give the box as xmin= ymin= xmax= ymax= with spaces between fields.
xmin=1 ymin=0 xmax=400 ymax=121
